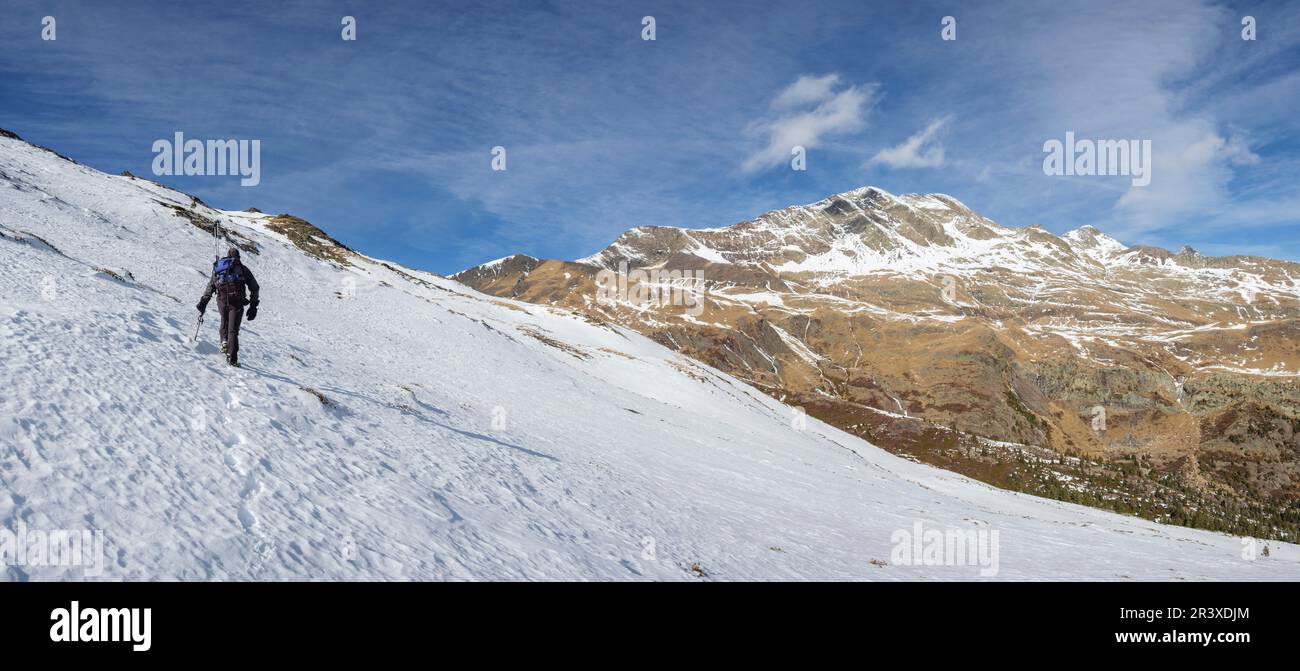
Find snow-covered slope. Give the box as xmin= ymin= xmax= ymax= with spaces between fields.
xmin=2 ymin=132 xmax=1297 ymax=581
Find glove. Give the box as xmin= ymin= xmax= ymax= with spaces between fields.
xmin=196 ymin=300 xmax=208 ymax=314
xmin=246 ymin=305 xmax=258 ymax=321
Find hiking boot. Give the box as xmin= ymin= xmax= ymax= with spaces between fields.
xmin=227 ymin=357 xmax=240 ymax=368
xmin=220 ymin=341 xmax=229 ymax=354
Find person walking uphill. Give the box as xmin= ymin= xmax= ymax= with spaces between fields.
xmin=197 ymin=247 xmax=260 ymax=367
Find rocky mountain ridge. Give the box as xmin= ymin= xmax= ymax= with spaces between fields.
xmin=456 ymin=186 xmax=1300 ymax=539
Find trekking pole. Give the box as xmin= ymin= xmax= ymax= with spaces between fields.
xmin=192 ymin=313 xmax=204 ymax=342
xmin=204 ymin=196 xmax=221 ymax=260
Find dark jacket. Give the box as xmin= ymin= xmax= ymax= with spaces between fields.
xmin=199 ymin=257 xmax=260 ymax=310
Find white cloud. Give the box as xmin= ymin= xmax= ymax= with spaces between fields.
xmin=1220 ymin=132 xmax=1261 ymax=166
xmin=771 ymin=73 xmax=842 ymax=110
xmin=1115 ymin=127 xmax=1262 ymax=223
xmin=868 ymin=116 xmax=951 ymax=169
xmin=741 ymin=74 xmax=877 ymax=173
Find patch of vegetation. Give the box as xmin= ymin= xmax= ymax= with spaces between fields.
xmin=15 ymin=230 xmax=65 ymax=256
xmin=155 ymin=200 xmax=259 ymax=254
xmin=1005 ymin=390 xmax=1044 ymax=429
xmin=668 ymin=360 xmax=709 ymax=383
xmin=379 ymin=262 xmax=451 ymax=295
xmin=265 ymin=214 xmax=353 ymax=266
xmin=299 ymin=386 xmax=334 ymax=407
xmin=516 ymin=325 xmax=589 ymax=359
xmin=94 ymin=267 xmax=133 ymax=283
xmin=782 ymin=388 xmax=1300 ymax=544
xmin=492 ymin=300 xmax=529 ymax=313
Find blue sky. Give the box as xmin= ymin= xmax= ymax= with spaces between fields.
xmin=2 ymin=0 xmax=1297 ymax=274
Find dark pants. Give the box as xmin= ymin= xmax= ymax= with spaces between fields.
xmin=218 ymin=298 xmax=245 ymax=362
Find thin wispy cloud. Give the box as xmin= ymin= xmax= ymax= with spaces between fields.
xmin=869 ymin=116 xmax=951 ymax=169
xmin=1117 ymin=128 xmax=1262 ymax=214
xmin=770 ymin=73 xmax=844 ymax=110
xmin=742 ymin=74 xmax=878 ymax=173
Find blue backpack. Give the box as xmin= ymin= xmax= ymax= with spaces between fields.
xmin=214 ymin=257 xmax=245 ymax=288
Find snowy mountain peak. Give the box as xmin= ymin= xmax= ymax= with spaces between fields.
xmin=1063 ymin=224 xmax=1128 ymax=264
xmin=814 ymin=186 xmax=973 ymax=218
xmin=577 ymin=184 xmax=1072 ymax=276
xmin=570 ymin=184 xmax=1295 ymax=291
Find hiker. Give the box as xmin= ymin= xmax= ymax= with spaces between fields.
xmin=196 ymin=247 xmax=260 ymax=367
